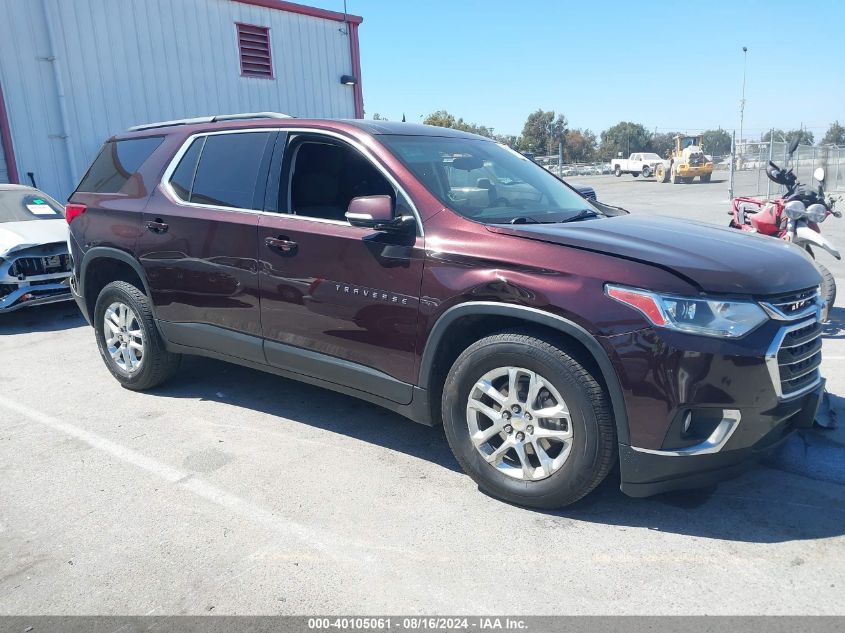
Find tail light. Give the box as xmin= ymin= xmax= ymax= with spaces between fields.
xmin=65 ymin=203 xmax=87 ymax=224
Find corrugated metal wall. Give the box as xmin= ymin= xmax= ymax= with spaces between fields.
xmin=0 ymin=0 xmax=359 ymax=201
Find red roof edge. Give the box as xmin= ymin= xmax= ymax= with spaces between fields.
xmin=233 ymin=0 xmax=363 ymax=24
xmin=0 ymin=78 xmax=19 ymax=184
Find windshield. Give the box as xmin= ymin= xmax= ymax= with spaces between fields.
xmin=641 ymin=153 xmax=661 ymax=160
xmin=0 ymin=189 xmax=65 ymax=223
xmin=378 ymin=135 xmax=598 ymax=224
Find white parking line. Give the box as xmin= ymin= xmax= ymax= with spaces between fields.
xmin=0 ymin=395 xmax=350 ymax=561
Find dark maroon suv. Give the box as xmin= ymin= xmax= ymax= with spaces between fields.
xmin=67 ymin=114 xmax=825 ymax=508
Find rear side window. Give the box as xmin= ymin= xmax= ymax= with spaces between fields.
xmin=76 ymin=136 xmax=164 ymax=193
xmin=189 ymin=132 xmax=272 ymax=209
xmin=169 ymin=138 xmax=204 ymax=201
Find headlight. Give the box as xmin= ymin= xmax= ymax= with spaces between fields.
xmin=606 ymin=285 xmax=768 ymax=338
xmin=784 ymin=200 xmax=807 ymax=219
xmin=806 ymin=203 xmax=827 ymax=223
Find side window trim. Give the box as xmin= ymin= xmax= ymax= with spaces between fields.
xmin=160 ymin=127 xmax=424 ymax=236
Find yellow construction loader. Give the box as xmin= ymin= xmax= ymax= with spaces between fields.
xmin=655 ymin=134 xmax=714 ymax=183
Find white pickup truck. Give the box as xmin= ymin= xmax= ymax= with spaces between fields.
xmin=611 ymin=152 xmax=664 ymax=178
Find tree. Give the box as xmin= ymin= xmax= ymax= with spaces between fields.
xmin=762 ymin=128 xmax=814 ymax=146
xmin=822 ymin=121 xmax=845 ymax=145
xmin=760 ymin=129 xmax=786 ymax=143
xmin=563 ymin=128 xmax=596 ymax=163
xmin=701 ymin=128 xmax=732 ymax=156
xmin=650 ymin=132 xmax=679 ymax=158
xmin=520 ymin=109 xmax=567 ymax=155
xmin=786 ymin=129 xmax=814 ymax=146
xmin=599 ymin=122 xmax=651 ymax=160
xmin=493 ymin=134 xmax=520 ymax=149
xmin=422 ymin=110 xmax=492 ymax=137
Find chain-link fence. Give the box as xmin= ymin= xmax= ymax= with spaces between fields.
xmin=732 ymin=141 xmax=845 ymax=197
xmin=532 ymin=154 xmax=612 ymax=178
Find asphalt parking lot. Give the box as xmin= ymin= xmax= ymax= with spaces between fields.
xmin=2 ymin=175 xmax=844 ymax=615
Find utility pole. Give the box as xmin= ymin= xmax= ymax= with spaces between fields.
xmin=739 ymin=46 xmax=748 ymax=159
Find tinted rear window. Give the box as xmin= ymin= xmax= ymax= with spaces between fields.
xmin=76 ymin=136 xmax=164 ymax=194
xmin=190 ymin=132 xmax=272 ymax=209
xmin=0 ymin=189 xmax=65 ymax=222
xmin=169 ymin=138 xmax=204 ymax=201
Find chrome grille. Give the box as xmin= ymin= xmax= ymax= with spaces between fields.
xmin=760 ymin=287 xmax=820 ymax=320
xmin=768 ymin=319 xmax=823 ymax=398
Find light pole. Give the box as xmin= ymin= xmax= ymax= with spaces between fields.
xmin=739 ymin=46 xmax=748 ymax=154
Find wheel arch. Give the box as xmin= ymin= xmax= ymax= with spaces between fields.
xmin=80 ymin=247 xmax=154 ymax=323
xmin=418 ymin=302 xmax=630 ymax=444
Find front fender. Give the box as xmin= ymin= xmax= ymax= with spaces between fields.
xmin=795 ymin=225 xmax=841 ymax=260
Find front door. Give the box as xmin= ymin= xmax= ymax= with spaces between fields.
xmin=139 ymin=130 xmax=276 ymax=361
xmin=257 ymin=133 xmax=425 ymax=401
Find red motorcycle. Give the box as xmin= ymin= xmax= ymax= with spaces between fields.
xmin=729 ymin=138 xmax=841 ymax=316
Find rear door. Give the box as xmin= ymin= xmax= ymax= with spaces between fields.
xmin=138 ymin=130 xmax=276 ymax=362
xmin=256 ymin=132 xmax=425 ymax=400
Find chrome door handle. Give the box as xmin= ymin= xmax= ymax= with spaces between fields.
xmin=265 ymin=236 xmax=298 ymax=253
xmin=146 ymin=220 xmax=169 ymax=234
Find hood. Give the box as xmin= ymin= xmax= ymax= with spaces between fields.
xmin=488 ymin=215 xmax=821 ymax=296
xmin=0 ymin=220 xmax=69 ymax=256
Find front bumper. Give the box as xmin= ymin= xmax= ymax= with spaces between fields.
xmin=601 ymin=311 xmax=823 ymax=497
xmin=0 ymin=278 xmax=71 ymax=313
xmin=619 ymin=383 xmax=822 ymax=497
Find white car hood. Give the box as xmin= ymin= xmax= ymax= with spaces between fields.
xmin=0 ymin=220 xmax=69 ymax=256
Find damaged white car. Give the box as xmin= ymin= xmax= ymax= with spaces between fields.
xmin=0 ymin=184 xmax=72 ymax=313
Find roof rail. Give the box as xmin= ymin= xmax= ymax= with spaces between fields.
xmin=127 ymin=112 xmax=293 ymax=132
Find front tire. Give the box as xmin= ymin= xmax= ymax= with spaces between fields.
xmin=441 ymin=331 xmax=617 ymax=509
xmin=614 ymin=166 xmax=622 ymax=177
xmin=641 ymin=165 xmax=652 ymax=178
xmin=93 ymin=281 xmax=181 ymax=390
xmin=815 ymin=261 xmax=836 ymax=321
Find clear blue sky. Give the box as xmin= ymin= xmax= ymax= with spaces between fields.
xmin=309 ymin=0 xmax=844 ymax=140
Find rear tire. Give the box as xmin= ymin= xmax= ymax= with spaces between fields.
xmin=441 ymin=330 xmax=617 ymax=509
xmin=815 ymin=261 xmax=836 ymax=321
xmin=632 ymin=172 xmax=639 ymax=178
xmin=93 ymin=281 xmax=181 ymax=391
xmin=670 ymin=167 xmax=679 ymax=184
xmin=700 ymin=173 xmax=712 ymax=183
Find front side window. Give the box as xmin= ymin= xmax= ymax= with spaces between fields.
xmin=379 ymin=135 xmax=596 ymax=224
xmin=189 ymin=132 xmax=273 ymax=209
xmin=286 ymin=139 xmax=395 ymax=222
xmin=76 ymin=136 xmax=164 ymax=194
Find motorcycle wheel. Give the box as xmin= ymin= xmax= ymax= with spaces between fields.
xmin=815 ymin=260 xmax=836 ymax=321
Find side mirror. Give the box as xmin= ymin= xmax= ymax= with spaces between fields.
xmin=345 ymin=195 xmax=414 ymax=234
xmin=814 ymin=167 xmax=826 ymax=183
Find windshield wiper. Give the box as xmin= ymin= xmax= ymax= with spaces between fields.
xmin=557 ymin=209 xmax=600 ymax=223
xmin=506 ymin=216 xmax=544 ymax=224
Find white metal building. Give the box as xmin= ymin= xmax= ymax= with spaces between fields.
xmin=0 ymin=0 xmax=364 ymax=201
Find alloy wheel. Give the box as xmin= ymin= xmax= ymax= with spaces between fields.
xmin=466 ymin=366 xmax=573 ymax=481
xmin=103 ymin=302 xmax=144 ymax=373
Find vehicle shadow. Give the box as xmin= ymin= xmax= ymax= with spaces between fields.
xmin=823 ymin=306 xmax=845 ymax=339
xmin=545 ymin=464 xmax=845 ymax=544
xmin=0 ymin=301 xmax=84 ymax=334
xmin=154 ymin=356 xmax=460 ymax=472
xmin=154 ymin=356 xmax=845 ymax=544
